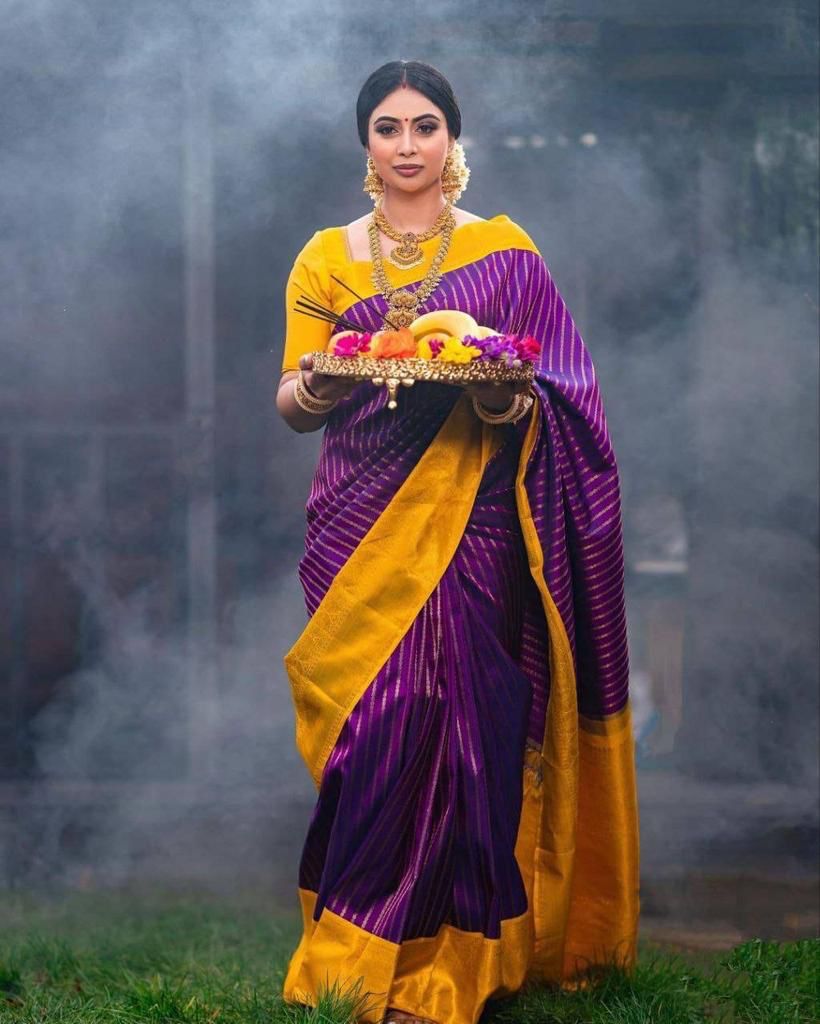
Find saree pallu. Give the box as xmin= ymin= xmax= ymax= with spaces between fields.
xmin=281 ymin=222 xmax=640 ymax=1024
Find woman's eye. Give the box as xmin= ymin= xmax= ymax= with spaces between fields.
xmin=375 ymin=123 xmax=437 ymax=136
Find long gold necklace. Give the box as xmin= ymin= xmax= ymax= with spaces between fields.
xmin=373 ymin=199 xmax=453 ymax=269
xmin=368 ymin=206 xmax=456 ymax=329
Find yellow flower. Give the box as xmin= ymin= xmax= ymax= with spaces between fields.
xmin=437 ymin=337 xmax=482 ymax=363
xmin=417 ymin=334 xmax=446 ymax=359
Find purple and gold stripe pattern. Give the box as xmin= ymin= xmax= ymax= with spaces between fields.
xmin=281 ymin=233 xmax=639 ymax=1024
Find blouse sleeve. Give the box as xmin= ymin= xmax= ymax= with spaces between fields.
xmin=280 ymin=230 xmax=333 ymax=373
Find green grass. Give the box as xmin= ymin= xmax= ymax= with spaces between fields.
xmin=0 ymin=889 xmax=816 ymax=1023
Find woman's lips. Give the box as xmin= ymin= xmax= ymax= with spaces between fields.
xmin=394 ymin=165 xmax=423 ymax=176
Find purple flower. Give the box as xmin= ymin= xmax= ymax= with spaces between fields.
xmin=436 ymin=331 xmax=541 ymax=365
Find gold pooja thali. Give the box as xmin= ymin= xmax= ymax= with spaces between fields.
xmin=298 ymin=306 xmax=535 ymax=409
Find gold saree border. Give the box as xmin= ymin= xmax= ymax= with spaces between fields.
xmin=284 ymin=886 xmax=534 ymax=1024
xmin=283 ymin=392 xmax=503 ymax=787
xmin=514 ymin=402 xmax=640 ymax=979
xmin=282 ymin=395 xmax=640 ymax=1022
xmin=512 ymin=401 xmax=581 ymax=980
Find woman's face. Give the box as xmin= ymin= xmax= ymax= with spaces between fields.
xmin=366 ymin=85 xmax=453 ymax=198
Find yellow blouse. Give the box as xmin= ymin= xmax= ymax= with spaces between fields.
xmin=280 ymin=214 xmax=539 ymax=373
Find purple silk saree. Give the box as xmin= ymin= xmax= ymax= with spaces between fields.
xmin=282 ymin=227 xmax=640 ymax=1024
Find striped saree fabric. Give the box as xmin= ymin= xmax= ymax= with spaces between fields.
xmin=280 ymin=217 xmax=640 ymax=1024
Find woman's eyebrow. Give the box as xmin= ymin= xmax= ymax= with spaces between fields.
xmin=373 ymin=113 xmax=442 ymax=124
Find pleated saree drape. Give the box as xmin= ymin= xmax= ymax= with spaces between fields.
xmin=279 ymin=216 xmax=640 ymax=1024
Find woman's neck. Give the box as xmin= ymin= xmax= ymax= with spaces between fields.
xmin=378 ymin=186 xmax=449 ymax=234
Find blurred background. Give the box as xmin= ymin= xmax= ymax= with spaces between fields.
xmin=1 ymin=0 xmax=817 ymax=947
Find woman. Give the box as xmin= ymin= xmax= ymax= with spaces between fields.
xmin=275 ymin=60 xmax=640 ymax=1024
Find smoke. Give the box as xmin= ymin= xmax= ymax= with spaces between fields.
xmin=17 ymin=554 xmax=314 ymax=894
xmin=0 ymin=0 xmax=817 ymax=907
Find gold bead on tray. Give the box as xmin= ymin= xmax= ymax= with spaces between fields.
xmin=311 ymin=352 xmax=533 ymax=410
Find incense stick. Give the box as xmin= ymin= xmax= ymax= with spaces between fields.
xmin=295 ymin=294 xmax=365 ymax=331
xmin=293 ymin=309 xmax=365 ymax=335
xmin=329 ymin=274 xmax=400 ymax=331
xmin=294 ymin=295 xmax=365 ymax=333
xmin=292 ymin=308 xmax=352 ymax=329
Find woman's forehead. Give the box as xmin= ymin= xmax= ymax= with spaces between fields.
xmin=370 ymin=87 xmax=442 ymax=120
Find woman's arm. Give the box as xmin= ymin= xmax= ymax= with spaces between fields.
xmin=463 ymin=378 xmax=530 ymax=412
xmin=276 ymin=355 xmax=361 ymax=433
xmin=276 ymin=371 xmax=333 ymax=434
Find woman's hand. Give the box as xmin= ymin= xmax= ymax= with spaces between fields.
xmin=463 ymin=379 xmax=530 ymax=413
xmin=298 ymin=353 xmax=362 ymax=402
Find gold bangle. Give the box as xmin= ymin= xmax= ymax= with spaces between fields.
xmin=471 ymin=397 xmax=514 ymax=423
xmin=508 ymin=389 xmax=535 ymax=424
xmin=294 ymin=369 xmax=338 ymax=415
xmin=471 ymin=388 xmax=533 ymax=425
xmin=299 ymin=370 xmax=329 ymax=402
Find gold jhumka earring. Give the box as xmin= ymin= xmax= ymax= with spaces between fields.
xmin=362 ymin=141 xmax=471 ymax=204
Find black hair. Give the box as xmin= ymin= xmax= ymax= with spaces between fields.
xmin=356 ymin=60 xmax=462 ymax=147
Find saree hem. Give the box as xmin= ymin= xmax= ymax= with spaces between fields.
xmin=283 ymin=886 xmax=535 ymax=1024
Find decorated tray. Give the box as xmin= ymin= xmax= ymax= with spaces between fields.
xmin=307 ymin=310 xmax=539 ymax=409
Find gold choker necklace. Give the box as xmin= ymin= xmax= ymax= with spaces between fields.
xmin=373 ymin=200 xmax=453 ymax=269
xmin=368 ymin=205 xmax=456 ymax=329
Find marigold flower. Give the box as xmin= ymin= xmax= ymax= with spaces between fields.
xmin=369 ymin=327 xmax=417 ymax=359
xmin=437 ymin=337 xmax=482 ymax=364
xmin=417 ymin=334 xmax=450 ymax=359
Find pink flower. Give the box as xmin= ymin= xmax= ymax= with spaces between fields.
xmin=331 ymin=331 xmax=373 ymax=357
xmin=516 ymin=335 xmax=541 ymax=360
